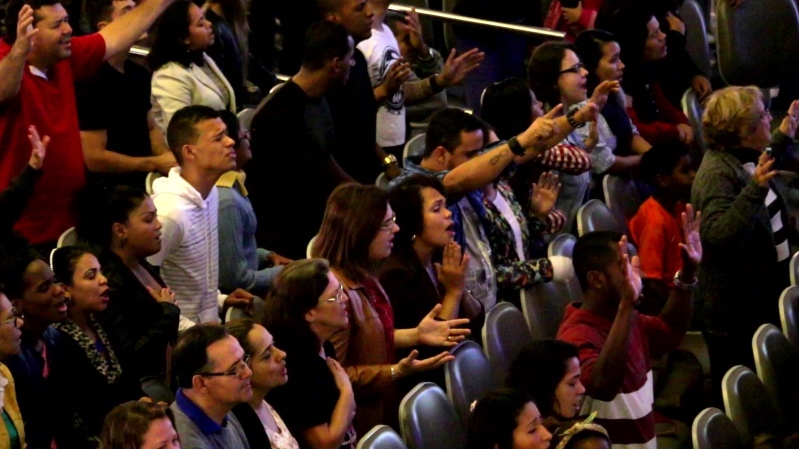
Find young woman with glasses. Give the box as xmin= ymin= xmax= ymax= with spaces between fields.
xmin=49 ymin=246 xmax=144 ymax=448
xmin=312 ymin=183 xmax=472 ymax=437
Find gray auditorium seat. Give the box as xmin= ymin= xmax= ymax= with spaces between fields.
xmin=481 ymin=302 xmax=532 ymax=384
xmin=399 ymin=382 xmax=466 ymax=449
xmin=445 ymin=341 xmax=496 ymax=428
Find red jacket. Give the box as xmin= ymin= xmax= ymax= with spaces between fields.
xmin=627 ymin=81 xmax=689 ymax=145
xmin=544 ymin=0 xmax=605 ymax=41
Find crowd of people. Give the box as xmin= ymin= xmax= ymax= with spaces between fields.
xmin=0 ymin=0 xmax=796 ymax=447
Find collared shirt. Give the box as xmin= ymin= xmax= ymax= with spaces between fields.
xmin=175 ymin=389 xmax=225 ymax=435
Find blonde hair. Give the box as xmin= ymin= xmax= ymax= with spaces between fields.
xmin=702 ymin=86 xmax=764 ymax=151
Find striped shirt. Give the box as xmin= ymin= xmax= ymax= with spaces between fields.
xmin=741 ymin=162 xmax=790 ymax=262
xmin=558 ymin=304 xmax=684 ymax=449
xmin=148 ymin=168 xmax=224 ymax=329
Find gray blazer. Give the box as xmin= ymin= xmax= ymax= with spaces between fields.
xmin=691 ymin=131 xmax=792 ymax=337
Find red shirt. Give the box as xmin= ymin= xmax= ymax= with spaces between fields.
xmin=0 ymin=34 xmax=106 ymax=244
xmin=557 ymin=304 xmax=684 ymax=447
xmin=629 ymin=198 xmax=685 ymax=286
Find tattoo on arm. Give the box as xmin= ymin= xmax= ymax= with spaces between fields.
xmin=489 ymin=148 xmax=509 ymax=165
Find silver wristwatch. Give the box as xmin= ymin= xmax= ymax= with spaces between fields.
xmin=673 ymin=270 xmax=698 ymax=291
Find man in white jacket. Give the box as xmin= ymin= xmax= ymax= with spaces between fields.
xmin=148 ymin=105 xmax=253 ymax=330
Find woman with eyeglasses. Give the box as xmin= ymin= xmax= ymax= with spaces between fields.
xmin=49 ymin=246 xmax=143 ymax=449
xmin=312 ymin=183 xmax=472 ymax=437
xmin=262 ymin=259 xmax=357 ymax=449
xmin=0 ymin=289 xmax=25 ymax=449
xmin=530 ymin=41 xmax=642 ymax=204
xmin=216 ymin=110 xmax=292 ymax=298
xmin=225 ymin=319 xmax=299 ymax=449
xmin=604 ymin=5 xmax=694 ymax=146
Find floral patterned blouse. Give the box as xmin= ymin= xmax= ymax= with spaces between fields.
xmin=265 ymin=402 xmax=300 ymax=449
xmin=480 ymin=181 xmax=556 ymax=294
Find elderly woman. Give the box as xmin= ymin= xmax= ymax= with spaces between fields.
xmin=692 ymin=86 xmax=799 ymax=391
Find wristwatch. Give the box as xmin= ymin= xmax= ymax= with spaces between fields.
xmin=507 ymin=136 xmax=526 ymax=156
xmin=673 ymin=270 xmax=698 ymax=291
xmin=382 ymin=154 xmax=398 ymax=167
xmin=566 ymin=108 xmax=585 ymax=129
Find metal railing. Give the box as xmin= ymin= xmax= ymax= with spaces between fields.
xmin=388 ymin=4 xmax=565 ymax=39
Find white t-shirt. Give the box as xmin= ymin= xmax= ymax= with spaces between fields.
xmin=492 ymin=192 xmax=526 ymax=262
xmin=357 ymin=23 xmax=407 ymax=147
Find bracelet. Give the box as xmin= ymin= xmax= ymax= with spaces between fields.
xmin=429 ymin=75 xmax=444 ymax=94
xmin=390 ymin=365 xmax=397 ymax=382
xmin=566 ymin=108 xmax=584 ymax=129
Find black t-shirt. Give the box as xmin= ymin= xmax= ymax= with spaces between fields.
xmin=75 ymin=60 xmax=152 ymax=189
xmin=325 ymin=49 xmax=382 ymax=184
xmin=266 ymin=340 xmax=354 ymax=448
xmin=247 ymin=80 xmax=339 ymax=260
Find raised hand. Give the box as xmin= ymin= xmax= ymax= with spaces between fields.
xmin=590 ymin=80 xmax=621 ymax=111
xmin=676 ymin=123 xmax=694 ymax=145
xmin=224 ymin=288 xmax=254 ymax=314
xmin=436 ymin=48 xmax=485 ymax=88
xmin=779 ymin=100 xmax=799 ymax=138
xmin=616 ymin=235 xmax=642 ymax=309
xmin=27 ymin=125 xmax=49 ymax=170
xmin=12 ymin=5 xmax=39 ymax=58
xmin=753 ymin=150 xmax=778 ymax=187
xmin=574 ymin=101 xmax=600 ymax=125
xmin=678 ymin=204 xmax=702 ymax=272
xmin=583 ymin=120 xmax=599 ymax=151
xmin=530 ymin=171 xmax=562 ymax=221
xmin=417 ymin=303 xmax=471 ymax=347
xmin=394 ymin=349 xmax=454 ymax=377
xmin=400 ymin=9 xmax=429 ymax=55
xmin=435 ymin=242 xmax=469 ymax=295
xmin=666 ymin=11 xmax=686 ymax=34
xmin=380 ymin=59 xmax=412 ymax=97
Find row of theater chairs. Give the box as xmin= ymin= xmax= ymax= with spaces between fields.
xmin=692 ymin=321 xmax=799 ymax=448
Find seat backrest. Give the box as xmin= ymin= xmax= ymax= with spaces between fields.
xmin=237 ymin=108 xmax=257 ymax=131
xmin=691 ymin=407 xmax=744 ymax=449
xmin=357 ymin=425 xmax=407 ymax=449
xmin=376 ymin=172 xmax=390 ymax=190
xmin=548 ymin=234 xmax=576 ymax=258
xmin=779 ymin=285 xmax=799 ymax=346
xmin=145 ymin=171 xmax=163 ymax=196
xmin=753 ymin=323 xmax=799 ymax=423
xmin=481 ymin=303 xmax=532 ymax=383
xmin=681 ymin=89 xmax=708 ymax=156
xmin=521 ymin=282 xmax=575 ymax=340
xmin=602 ymin=175 xmax=642 ymax=228
xmin=790 ymin=252 xmax=799 ymax=286
xmin=404 ymin=133 xmax=426 ymax=161
xmin=306 ymin=235 xmax=318 ymax=258
xmin=679 ymin=0 xmax=712 ymax=78
xmin=722 ymin=365 xmax=780 ymax=443
xmin=716 ymin=0 xmax=799 ymax=86
xmin=445 ymin=341 xmax=496 ymax=429
xmin=140 ymin=376 xmax=176 ymax=404
xmin=399 ymin=382 xmax=466 ymax=449
xmin=57 ymin=227 xmax=78 ymax=248
xmin=577 ymin=199 xmax=626 ymax=236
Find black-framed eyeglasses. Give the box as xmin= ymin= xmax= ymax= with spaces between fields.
xmin=559 ymin=62 xmax=584 ymax=75
xmin=1 ymin=309 xmax=23 ymax=329
xmin=199 ymin=354 xmax=251 ymax=378
xmin=324 ymin=284 xmax=347 ymax=303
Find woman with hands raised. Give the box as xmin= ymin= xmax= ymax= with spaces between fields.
xmin=312 ymin=183 xmax=471 ymax=437
xmin=380 ymin=175 xmax=484 ymax=393
xmin=692 ymin=86 xmax=799 ymax=392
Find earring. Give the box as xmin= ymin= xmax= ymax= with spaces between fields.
xmin=412 ymin=235 xmax=417 ymax=242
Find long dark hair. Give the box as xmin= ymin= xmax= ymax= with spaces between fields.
xmin=506 ymin=340 xmax=580 ymax=419
xmin=466 ymin=389 xmax=534 ymax=449
xmin=313 ymin=183 xmax=389 ymax=283
xmin=75 ymin=186 xmax=149 ymax=250
xmin=528 ymin=41 xmax=577 ymax=108
xmin=262 ymin=259 xmax=333 ymax=354
xmin=574 ymin=29 xmax=618 ymax=95
xmin=481 ymin=78 xmax=535 ymax=140
xmin=388 ymin=174 xmax=447 ymax=252
xmin=148 ymin=0 xmax=195 ymax=70
xmin=100 ymin=401 xmax=178 ymax=449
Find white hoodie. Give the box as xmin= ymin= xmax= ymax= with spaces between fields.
xmin=148 ymin=167 xmax=226 ymax=330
